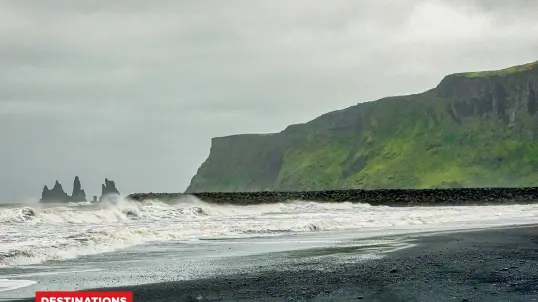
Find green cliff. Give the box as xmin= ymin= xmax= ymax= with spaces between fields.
xmin=186 ymin=60 xmax=538 ymax=192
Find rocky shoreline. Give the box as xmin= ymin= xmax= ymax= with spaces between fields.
xmin=127 ymin=186 xmax=538 ymax=206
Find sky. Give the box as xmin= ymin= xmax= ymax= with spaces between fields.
xmin=1 ymin=0 xmax=538 ymax=201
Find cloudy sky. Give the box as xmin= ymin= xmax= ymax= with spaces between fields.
xmin=1 ymin=0 xmax=537 ymax=201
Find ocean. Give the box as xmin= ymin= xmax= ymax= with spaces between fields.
xmin=1 ymin=196 xmax=538 ymax=300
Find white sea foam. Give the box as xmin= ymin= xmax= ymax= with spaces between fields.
xmin=1 ymin=195 xmax=538 ymax=267
xmin=0 ymin=279 xmax=37 ymax=292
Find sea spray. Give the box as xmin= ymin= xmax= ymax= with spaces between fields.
xmin=1 ymin=195 xmax=538 ymax=267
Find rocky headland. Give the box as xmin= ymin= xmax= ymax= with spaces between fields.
xmin=186 ymin=60 xmax=538 ymax=193
xmin=40 ymin=177 xmax=121 ymax=203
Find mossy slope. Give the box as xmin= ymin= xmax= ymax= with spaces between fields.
xmin=186 ymin=61 xmax=538 ymax=192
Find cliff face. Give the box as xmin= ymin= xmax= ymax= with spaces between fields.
xmin=187 ymin=134 xmax=285 ymax=192
xmin=186 ymin=60 xmax=538 ymax=192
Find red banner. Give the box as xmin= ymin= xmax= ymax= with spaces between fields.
xmin=35 ymin=291 xmax=133 ymax=302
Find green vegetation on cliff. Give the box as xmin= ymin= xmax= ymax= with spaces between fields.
xmin=186 ymin=60 xmax=538 ymax=192
xmin=456 ymin=60 xmax=538 ymax=78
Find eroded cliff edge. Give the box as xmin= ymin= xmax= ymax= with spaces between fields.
xmin=186 ymin=61 xmax=538 ymax=193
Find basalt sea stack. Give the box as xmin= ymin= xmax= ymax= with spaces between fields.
xmin=40 ymin=177 xmax=120 ymax=203
xmin=71 ymin=176 xmax=87 ymax=202
xmin=99 ymin=178 xmax=121 ymax=202
xmin=41 ymin=180 xmax=71 ymax=203
xmin=40 ymin=176 xmax=87 ymax=203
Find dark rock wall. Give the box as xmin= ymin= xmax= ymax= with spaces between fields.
xmin=185 ymin=134 xmax=285 ymax=193
xmin=129 ymin=187 xmax=538 ymax=206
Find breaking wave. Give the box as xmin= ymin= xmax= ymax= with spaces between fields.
xmin=1 ymin=195 xmax=538 ymax=267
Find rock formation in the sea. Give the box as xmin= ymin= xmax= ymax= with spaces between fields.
xmin=99 ymin=178 xmax=120 ymax=202
xmin=40 ymin=180 xmax=71 ymax=203
xmin=71 ymin=176 xmax=87 ymax=202
xmin=40 ymin=176 xmax=91 ymax=203
xmin=186 ymin=60 xmax=538 ymax=192
xmin=39 ymin=177 xmax=121 ymax=203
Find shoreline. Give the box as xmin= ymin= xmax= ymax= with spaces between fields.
xmin=128 ymin=187 xmax=538 ymax=206
xmin=96 ymin=224 xmax=538 ymax=301
xmin=10 ymin=224 xmax=536 ymax=302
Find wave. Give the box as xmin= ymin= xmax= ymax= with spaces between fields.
xmin=0 ymin=197 xmax=207 ymax=225
xmin=1 ymin=195 xmax=538 ymax=267
xmin=0 ymin=196 xmax=375 ymax=225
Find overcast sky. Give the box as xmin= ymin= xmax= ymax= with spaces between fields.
xmin=1 ymin=0 xmax=537 ymax=201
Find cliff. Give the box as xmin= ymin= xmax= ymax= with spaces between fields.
xmin=186 ymin=60 xmax=538 ymax=192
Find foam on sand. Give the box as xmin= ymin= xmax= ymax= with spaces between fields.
xmin=0 ymin=279 xmax=37 ymax=292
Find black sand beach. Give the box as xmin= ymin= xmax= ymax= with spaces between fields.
xmin=10 ymin=225 xmax=538 ymax=302
xmin=47 ymin=225 xmax=538 ymax=302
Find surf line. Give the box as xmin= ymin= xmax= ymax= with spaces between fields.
xmin=1 ymin=268 xmax=104 ymax=279
xmin=0 ymin=279 xmax=38 ymax=292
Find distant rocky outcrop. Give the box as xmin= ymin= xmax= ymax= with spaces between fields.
xmin=41 ymin=180 xmax=71 ymax=203
xmin=99 ymin=178 xmax=120 ymax=202
xmin=40 ymin=176 xmax=120 ymax=203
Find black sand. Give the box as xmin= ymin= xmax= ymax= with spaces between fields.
xmin=90 ymin=226 xmax=538 ymax=301
xmin=13 ymin=225 xmax=538 ymax=302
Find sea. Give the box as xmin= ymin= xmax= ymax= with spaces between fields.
xmin=1 ymin=196 xmax=538 ymax=300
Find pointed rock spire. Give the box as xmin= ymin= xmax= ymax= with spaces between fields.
xmin=40 ymin=177 xmax=120 ymax=203
xmin=99 ymin=178 xmax=120 ymax=202
xmin=71 ymin=176 xmax=87 ymax=202
xmin=40 ymin=180 xmax=69 ymax=202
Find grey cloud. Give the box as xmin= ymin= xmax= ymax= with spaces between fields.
xmin=1 ymin=0 xmax=537 ymax=201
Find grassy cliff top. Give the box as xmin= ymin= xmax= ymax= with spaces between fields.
xmin=454 ymin=60 xmax=538 ymax=78
xmin=211 ymin=60 xmax=538 ymax=140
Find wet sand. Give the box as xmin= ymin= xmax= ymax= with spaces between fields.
xmin=9 ymin=225 xmax=538 ymax=301
xmin=82 ymin=226 xmax=538 ymax=301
